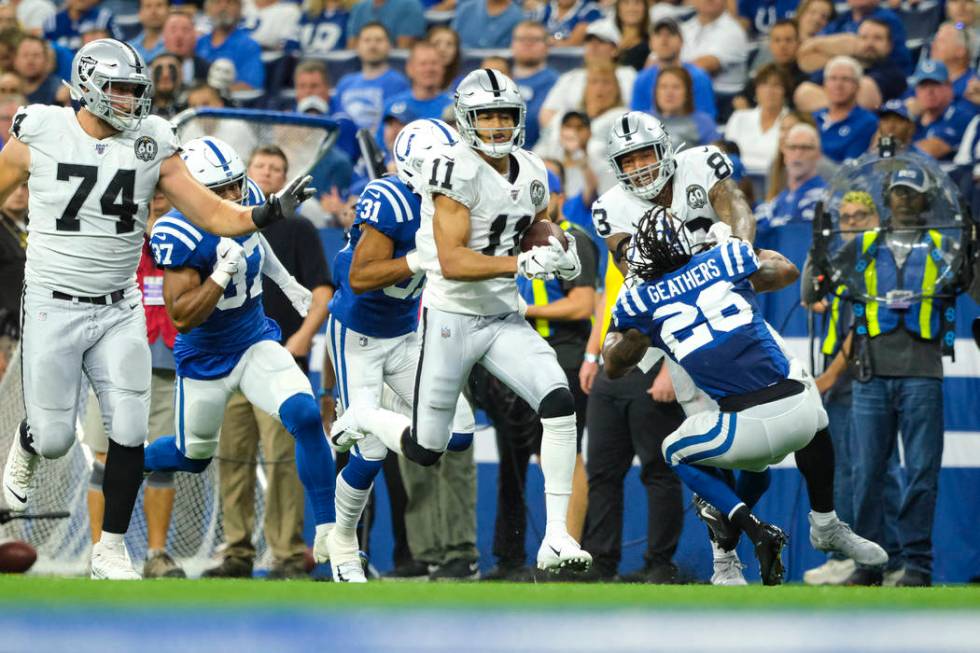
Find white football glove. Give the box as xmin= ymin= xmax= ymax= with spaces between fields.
xmin=282 ymin=276 xmax=312 ymax=317
xmin=211 ymin=238 xmax=245 ymax=289
xmin=517 ymin=245 xmax=561 ymax=280
xmin=705 ymin=222 xmax=733 ymax=248
xmin=550 ymin=233 xmax=581 ymax=281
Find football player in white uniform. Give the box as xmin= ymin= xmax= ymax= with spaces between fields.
xmin=0 ymin=39 xmax=312 ymax=579
xmin=334 ymin=69 xmax=592 ymax=573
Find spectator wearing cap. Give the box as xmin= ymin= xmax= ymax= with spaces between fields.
xmin=800 ymin=0 xmax=911 ymax=75
xmin=129 ymin=0 xmax=169 ymax=64
xmin=377 ymin=40 xmax=451 ymax=143
xmin=631 ymin=17 xmax=716 ymax=119
xmin=812 ymin=55 xmax=878 ymax=163
xmin=613 ymin=0 xmax=651 ymax=71
xmin=331 ymin=22 xmax=410 ymax=133
xmin=724 ymin=63 xmax=790 ymax=178
xmin=795 ymin=18 xmax=907 ymax=112
xmin=512 ymin=21 xmax=559 ymax=148
xmin=871 ymin=99 xmax=921 ymax=155
xmin=930 ymin=22 xmax=979 ymax=108
xmin=42 ymin=0 xmax=120 ymax=52
xmin=538 ymin=21 xmax=637 ymax=131
xmin=734 ymin=0 xmax=797 ymax=36
xmin=196 ymin=0 xmax=265 ymax=90
xmin=452 ymin=0 xmax=523 ymax=49
xmin=162 ymin=11 xmax=212 ymax=88
xmin=347 ymin=0 xmax=426 ymax=49
xmin=535 ymin=111 xmax=596 ymax=200
xmin=531 ymin=0 xmax=604 ymax=46
xmin=909 ymin=59 xmax=976 ymax=165
xmin=679 ymin=0 xmax=749 ymax=116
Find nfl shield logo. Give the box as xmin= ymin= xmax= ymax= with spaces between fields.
xmin=358 ymin=336 xmax=368 ymax=347
xmin=95 ymin=143 xmax=108 ymax=155
xmin=441 ymin=326 xmax=451 ymax=339
xmin=510 ymin=189 xmax=520 ymax=201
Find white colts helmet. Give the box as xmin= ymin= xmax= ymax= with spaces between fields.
xmin=607 ymin=111 xmax=676 ymax=200
xmin=392 ymin=118 xmax=461 ymax=193
xmin=181 ymin=137 xmax=249 ymax=204
xmin=454 ymin=68 xmax=526 ymax=158
xmin=67 ymin=38 xmax=153 ymax=132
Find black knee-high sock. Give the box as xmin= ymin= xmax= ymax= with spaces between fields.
xmin=102 ymin=440 xmax=144 ymax=535
xmin=794 ymin=427 xmax=836 ymax=513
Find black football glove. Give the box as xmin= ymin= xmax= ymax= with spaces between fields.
xmin=251 ymin=174 xmax=316 ymax=228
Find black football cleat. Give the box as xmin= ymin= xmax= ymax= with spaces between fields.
xmin=693 ymin=495 xmax=740 ymax=552
xmin=754 ymin=523 xmax=788 ymax=586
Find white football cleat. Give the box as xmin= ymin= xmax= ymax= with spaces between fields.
xmin=329 ymin=407 xmax=367 ymax=453
xmin=326 ymin=529 xmax=367 ymax=583
xmin=710 ymin=542 xmax=748 ymax=586
xmin=536 ymin=531 xmax=592 ymax=573
xmin=3 ymin=424 xmax=38 ymax=512
xmin=803 ymin=558 xmax=856 ymax=585
xmin=808 ymin=513 xmax=888 ymax=567
xmin=90 ymin=540 xmax=141 ymax=580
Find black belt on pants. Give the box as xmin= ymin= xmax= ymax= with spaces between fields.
xmin=718 ymin=378 xmax=805 ymax=413
xmin=51 ymin=289 xmax=126 ymax=305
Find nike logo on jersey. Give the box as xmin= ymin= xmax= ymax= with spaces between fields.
xmin=368 ymin=190 xmax=381 ymax=199
xmin=5 ymin=485 xmax=26 ymax=504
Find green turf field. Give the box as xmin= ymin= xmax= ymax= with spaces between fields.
xmin=3 ymin=576 xmax=979 ymax=611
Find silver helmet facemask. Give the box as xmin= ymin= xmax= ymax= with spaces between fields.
xmin=607 ymin=112 xmax=675 ymax=200
xmin=454 ymin=68 xmax=526 ymax=158
xmin=66 ymin=39 xmax=154 ymax=132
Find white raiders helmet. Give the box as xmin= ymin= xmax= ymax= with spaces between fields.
xmin=66 ymin=38 xmax=153 ymax=132
xmin=392 ymin=118 xmax=461 ymax=193
xmin=607 ymin=111 xmax=675 ymax=200
xmin=181 ymin=137 xmax=248 ymax=204
xmin=454 ymin=68 xmax=526 ymax=158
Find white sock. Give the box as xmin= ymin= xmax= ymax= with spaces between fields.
xmin=314 ymin=522 xmax=334 ymax=541
xmin=335 ymin=474 xmax=371 ymax=539
xmin=99 ymin=531 xmax=125 ymax=547
xmin=811 ymin=510 xmax=838 ymax=528
xmin=360 ymin=406 xmax=411 ymax=454
xmin=540 ymin=414 xmax=576 ymax=537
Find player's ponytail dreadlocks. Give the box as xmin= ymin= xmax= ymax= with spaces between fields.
xmin=627 ymin=206 xmax=693 ymax=281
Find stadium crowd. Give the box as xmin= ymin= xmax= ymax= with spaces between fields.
xmin=0 ymin=0 xmax=978 ymax=586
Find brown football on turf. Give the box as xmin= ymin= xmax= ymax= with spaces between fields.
xmin=520 ymin=220 xmax=567 ymax=252
xmin=0 ymin=540 xmax=36 ymax=573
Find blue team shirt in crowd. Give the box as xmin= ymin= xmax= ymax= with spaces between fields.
xmin=736 ymin=0 xmax=798 ymax=35
xmin=347 ymin=0 xmax=426 ymax=43
xmin=43 ymin=5 xmax=120 ymax=51
xmin=128 ymin=31 xmax=164 ymax=64
xmin=285 ymin=8 xmax=349 ymax=55
xmin=533 ymin=0 xmax=602 ymax=41
xmin=376 ymin=91 xmax=453 ymax=143
xmin=452 ymin=0 xmax=524 ymax=49
xmin=755 ymin=175 xmax=827 ymax=336
xmin=822 ymin=7 xmax=911 ymax=73
xmin=914 ymin=100 xmax=977 ymax=161
xmin=953 ymin=70 xmax=979 ymax=108
xmin=515 ymin=67 xmax=560 ymax=148
xmin=814 ymin=106 xmax=879 ymax=163
xmin=631 ymin=63 xmax=718 ymax=119
xmin=329 ymin=175 xmax=426 ymax=338
xmin=196 ymin=28 xmax=265 ymax=89
xmin=612 ymin=240 xmax=789 ymax=400
xmin=332 ymin=69 xmax=411 ymax=131
xmin=149 ymin=180 xmax=280 ymax=380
